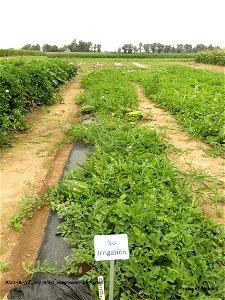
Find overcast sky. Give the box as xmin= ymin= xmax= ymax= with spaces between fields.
xmin=0 ymin=0 xmax=224 ymax=51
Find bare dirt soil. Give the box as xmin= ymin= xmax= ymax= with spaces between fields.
xmin=174 ymin=62 xmax=224 ymax=72
xmin=0 ymin=75 xmax=83 ymax=297
xmin=136 ymin=84 xmax=225 ymax=224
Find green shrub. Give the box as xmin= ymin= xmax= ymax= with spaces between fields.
xmin=0 ymin=58 xmax=78 ymax=147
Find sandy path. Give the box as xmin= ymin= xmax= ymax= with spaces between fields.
xmin=0 ymin=75 xmax=83 ymax=297
xmin=174 ymin=61 xmax=224 ymax=72
xmin=136 ymin=84 xmax=225 ymax=224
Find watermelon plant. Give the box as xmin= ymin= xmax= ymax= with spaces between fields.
xmin=131 ymin=65 xmax=225 ymax=153
xmin=45 ymin=69 xmax=225 ymax=299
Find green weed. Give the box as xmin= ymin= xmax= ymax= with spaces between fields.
xmin=49 ymin=139 xmax=67 ymax=155
xmin=0 ymin=262 xmax=9 ymax=272
xmin=9 ymin=195 xmax=48 ymax=232
xmin=43 ymin=106 xmax=51 ymax=113
xmin=23 ymin=260 xmax=62 ymax=276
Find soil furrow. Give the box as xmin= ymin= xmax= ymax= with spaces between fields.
xmin=136 ymin=84 xmax=225 ymax=224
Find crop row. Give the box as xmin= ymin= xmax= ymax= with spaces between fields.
xmin=47 ymin=69 xmax=225 ymax=299
xmin=0 ymin=58 xmax=78 ymax=147
xmin=0 ymin=48 xmax=196 ymax=59
xmin=46 ymin=52 xmax=196 ymax=59
xmin=0 ymin=49 xmax=45 ymax=57
xmin=195 ymin=50 xmax=225 ymax=66
xmin=131 ymin=65 xmax=225 ymax=152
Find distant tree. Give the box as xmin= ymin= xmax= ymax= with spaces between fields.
xmin=68 ymin=39 xmax=93 ymax=52
xmin=42 ymin=44 xmax=52 ymax=52
xmin=150 ymin=43 xmax=157 ymax=53
xmin=42 ymin=44 xmax=58 ymax=52
xmin=118 ymin=47 xmax=122 ymax=53
xmin=133 ymin=46 xmax=138 ymax=53
xmin=59 ymin=45 xmax=69 ymax=52
xmin=184 ymin=44 xmax=192 ymax=52
xmin=97 ymin=44 xmax=101 ymax=52
xmin=171 ymin=45 xmax=176 ymax=53
xmin=127 ymin=43 xmax=134 ymax=53
xmin=156 ymin=43 xmax=164 ymax=53
xmin=164 ymin=45 xmax=172 ymax=53
xmin=77 ymin=40 xmax=92 ymax=52
xmin=93 ymin=44 xmax=97 ymax=52
xmin=30 ymin=44 xmax=41 ymax=51
xmin=138 ymin=42 xmax=143 ymax=53
xmin=207 ymin=44 xmax=214 ymax=51
xmin=215 ymin=46 xmax=221 ymax=50
xmin=88 ymin=42 xmax=93 ymax=52
xmin=177 ymin=44 xmax=184 ymax=53
xmin=22 ymin=43 xmax=41 ymax=51
xmin=77 ymin=41 xmax=85 ymax=52
xmin=68 ymin=39 xmax=78 ymax=52
xmin=143 ymin=44 xmax=151 ymax=53
xmin=51 ymin=45 xmax=59 ymax=52
xmin=122 ymin=44 xmax=129 ymax=53
xmin=195 ymin=44 xmax=207 ymax=52
xmin=21 ymin=44 xmax=32 ymax=50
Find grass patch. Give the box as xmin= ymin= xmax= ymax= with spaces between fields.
xmin=9 ymin=195 xmax=48 ymax=232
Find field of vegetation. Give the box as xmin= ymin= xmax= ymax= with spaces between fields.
xmin=130 ymin=65 xmax=225 ymax=152
xmin=195 ymin=50 xmax=225 ymax=66
xmin=0 ymin=58 xmax=77 ymax=147
xmin=46 ymin=52 xmax=196 ymax=60
xmin=2 ymin=48 xmax=225 ymax=67
xmin=1 ymin=56 xmax=224 ymax=299
xmin=42 ymin=69 xmax=225 ymax=299
xmin=0 ymin=49 xmax=45 ymax=57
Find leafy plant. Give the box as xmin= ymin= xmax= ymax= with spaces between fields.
xmin=0 ymin=49 xmax=45 ymax=57
xmin=80 ymin=105 xmax=96 ymax=114
xmin=131 ymin=65 xmax=225 ymax=153
xmin=9 ymin=195 xmax=49 ymax=232
xmin=0 ymin=262 xmax=9 ymax=272
xmin=46 ymin=69 xmax=225 ymax=299
xmin=23 ymin=260 xmax=63 ymax=276
xmin=0 ymin=58 xmax=78 ymax=147
xmin=195 ymin=50 xmax=225 ymax=66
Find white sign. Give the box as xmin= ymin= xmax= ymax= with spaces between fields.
xmin=94 ymin=234 xmax=129 ymax=261
xmin=98 ymin=276 xmax=105 ymax=300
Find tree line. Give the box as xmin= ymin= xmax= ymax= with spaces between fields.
xmin=21 ymin=39 xmax=101 ymax=53
xmin=118 ymin=43 xmax=221 ymax=54
xmin=21 ymin=40 xmax=221 ymax=54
